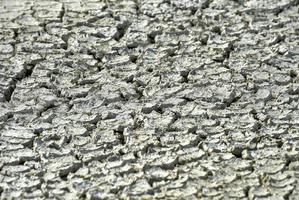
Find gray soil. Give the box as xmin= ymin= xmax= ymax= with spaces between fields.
xmin=0 ymin=0 xmax=299 ymax=199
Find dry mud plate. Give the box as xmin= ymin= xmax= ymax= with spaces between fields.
xmin=0 ymin=0 xmax=299 ymax=199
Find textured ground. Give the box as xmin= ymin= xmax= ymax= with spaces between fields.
xmin=0 ymin=0 xmax=299 ymax=199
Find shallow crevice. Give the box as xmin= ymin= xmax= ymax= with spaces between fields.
xmin=225 ymin=95 xmax=241 ymax=108
xmin=114 ymin=129 xmax=126 ymax=145
xmin=114 ymin=22 xmax=130 ymax=41
xmin=202 ymin=0 xmax=214 ymax=9
xmin=4 ymin=60 xmax=41 ymax=102
xmin=59 ymin=4 xmax=65 ymax=23
xmin=147 ymin=34 xmax=156 ymax=44
xmin=4 ymin=85 xmax=16 ymax=102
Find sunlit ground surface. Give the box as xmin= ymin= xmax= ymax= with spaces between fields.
xmin=0 ymin=0 xmax=299 ymax=199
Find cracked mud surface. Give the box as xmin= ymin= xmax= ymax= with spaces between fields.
xmin=0 ymin=0 xmax=299 ymax=199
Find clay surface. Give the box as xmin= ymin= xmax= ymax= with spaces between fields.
xmin=0 ymin=0 xmax=299 ymax=199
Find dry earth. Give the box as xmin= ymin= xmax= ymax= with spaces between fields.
xmin=0 ymin=0 xmax=299 ymax=199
